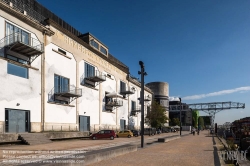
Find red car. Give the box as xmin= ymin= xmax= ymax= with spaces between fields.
xmin=90 ymin=130 xmax=116 ymax=140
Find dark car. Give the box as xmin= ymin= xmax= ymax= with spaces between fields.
xmin=90 ymin=130 xmax=116 ymax=140
xmin=144 ymin=128 xmax=157 ymax=135
xmin=130 ymin=130 xmax=140 ymax=137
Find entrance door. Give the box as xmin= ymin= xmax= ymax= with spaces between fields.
xmin=5 ymin=109 xmax=30 ymax=133
xmin=120 ymin=119 xmax=126 ymax=131
xmin=79 ymin=116 xmax=90 ymax=132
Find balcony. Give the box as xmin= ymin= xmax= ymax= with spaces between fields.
xmin=85 ymin=70 xmax=106 ymax=82
xmin=0 ymin=32 xmax=44 ymax=64
xmin=106 ymin=99 xmax=123 ymax=107
xmin=54 ymin=85 xmax=82 ymax=98
xmin=131 ymin=106 xmax=141 ymax=112
xmin=138 ymin=95 xmax=151 ymax=102
xmin=120 ymin=86 xmax=135 ymax=95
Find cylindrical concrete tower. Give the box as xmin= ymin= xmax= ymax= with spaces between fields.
xmin=146 ymin=82 xmax=169 ymax=111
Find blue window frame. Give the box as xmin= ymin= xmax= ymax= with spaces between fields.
xmin=84 ymin=62 xmax=95 ymax=78
xmin=6 ymin=22 xmax=29 ymax=45
xmin=54 ymin=74 xmax=69 ymax=94
xmin=7 ymin=62 xmax=28 ymax=78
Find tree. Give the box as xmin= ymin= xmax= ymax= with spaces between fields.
xmin=199 ymin=117 xmax=204 ymax=130
xmin=145 ymin=100 xmax=169 ymax=128
xmin=171 ymin=118 xmax=180 ymax=126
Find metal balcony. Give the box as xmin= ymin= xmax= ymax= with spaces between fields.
xmin=85 ymin=70 xmax=106 ymax=82
xmin=0 ymin=32 xmax=44 ymax=64
xmin=131 ymin=106 xmax=141 ymax=112
xmin=138 ymin=95 xmax=151 ymax=102
xmin=120 ymin=86 xmax=135 ymax=95
xmin=106 ymin=99 xmax=123 ymax=107
xmin=54 ymin=85 xmax=82 ymax=98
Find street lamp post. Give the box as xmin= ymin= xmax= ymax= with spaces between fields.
xmin=179 ymin=97 xmax=182 ymax=136
xmin=139 ymin=61 xmax=147 ymax=148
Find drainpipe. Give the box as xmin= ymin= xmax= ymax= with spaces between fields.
xmin=41 ymin=31 xmax=46 ymax=132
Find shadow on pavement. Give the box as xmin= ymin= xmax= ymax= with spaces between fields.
xmin=212 ymin=136 xmax=221 ymax=166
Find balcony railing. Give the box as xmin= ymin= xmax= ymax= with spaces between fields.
xmin=85 ymin=70 xmax=106 ymax=82
xmin=106 ymin=99 xmax=123 ymax=107
xmin=54 ymin=85 xmax=82 ymax=98
xmin=0 ymin=32 xmax=44 ymax=55
xmin=120 ymin=86 xmax=135 ymax=95
xmin=131 ymin=106 xmax=141 ymax=112
xmin=138 ymin=95 xmax=151 ymax=102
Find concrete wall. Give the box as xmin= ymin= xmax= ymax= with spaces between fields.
xmin=0 ymin=12 xmax=43 ymax=132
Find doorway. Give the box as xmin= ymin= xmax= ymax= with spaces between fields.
xmin=120 ymin=119 xmax=126 ymax=131
xmin=5 ymin=109 xmax=30 ymax=133
xmin=79 ymin=115 xmax=90 ymax=132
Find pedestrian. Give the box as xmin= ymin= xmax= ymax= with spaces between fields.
xmin=197 ymin=130 xmax=199 ymax=135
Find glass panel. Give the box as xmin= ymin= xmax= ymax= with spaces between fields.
xmin=54 ymin=75 xmax=60 ymax=93
xmin=7 ymin=63 xmax=28 ymax=78
xmin=62 ymin=77 xmax=69 ymax=92
xmin=85 ymin=62 xmax=95 ymax=78
xmin=6 ymin=23 xmax=14 ymax=45
xmin=100 ymin=46 xmax=107 ymax=55
xmin=90 ymin=40 xmax=99 ymax=49
xmin=120 ymin=81 xmax=126 ymax=92
xmin=21 ymin=30 xmax=29 ymax=45
xmin=132 ymin=101 xmax=136 ymax=110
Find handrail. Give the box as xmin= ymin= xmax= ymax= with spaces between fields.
xmin=0 ymin=32 xmax=44 ymax=52
xmin=54 ymin=84 xmax=82 ymax=96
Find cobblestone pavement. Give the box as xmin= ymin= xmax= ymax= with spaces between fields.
xmin=89 ymin=131 xmax=221 ymax=166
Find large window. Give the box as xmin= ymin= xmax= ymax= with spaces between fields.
xmin=7 ymin=62 xmax=28 ymax=79
xmin=54 ymin=75 xmax=69 ymax=94
xmin=6 ymin=22 xmax=29 ymax=45
xmin=120 ymin=81 xmax=126 ymax=93
xmin=84 ymin=62 xmax=95 ymax=78
xmin=131 ymin=101 xmax=136 ymax=110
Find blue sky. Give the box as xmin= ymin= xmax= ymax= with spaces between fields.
xmin=38 ymin=0 xmax=250 ymax=125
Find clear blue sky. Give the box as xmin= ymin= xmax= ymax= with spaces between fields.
xmin=38 ymin=0 xmax=250 ymax=125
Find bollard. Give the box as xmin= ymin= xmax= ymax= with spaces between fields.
xmin=52 ymin=125 xmax=53 ymax=131
xmin=61 ymin=126 xmax=62 ymax=131
xmin=69 ymin=126 xmax=70 ymax=131
xmin=16 ymin=125 xmax=19 ymax=134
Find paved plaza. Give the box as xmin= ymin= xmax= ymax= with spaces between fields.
xmin=89 ymin=131 xmax=222 ymax=166
xmin=0 ymin=131 xmax=226 ymax=166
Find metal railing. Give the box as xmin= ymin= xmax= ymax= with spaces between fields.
xmin=54 ymin=85 xmax=82 ymax=96
xmin=0 ymin=32 xmax=44 ymax=52
xmin=120 ymin=86 xmax=136 ymax=94
xmin=131 ymin=106 xmax=141 ymax=112
xmin=106 ymin=99 xmax=123 ymax=107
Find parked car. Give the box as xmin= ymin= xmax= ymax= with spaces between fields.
xmin=144 ymin=128 xmax=157 ymax=135
xmin=90 ymin=130 xmax=116 ymax=140
xmin=130 ymin=130 xmax=140 ymax=137
xmin=116 ymin=130 xmax=133 ymax=138
xmin=161 ymin=127 xmax=171 ymax=133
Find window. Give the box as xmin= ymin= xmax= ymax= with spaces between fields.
xmin=90 ymin=40 xmax=99 ymax=50
xmin=100 ymin=46 xmax=107 ymax=55
xmin=7 ymin=55 xmax=28 ymax=64
xmin=58 ymin=48 xmax=66 ymax=55
xmin=7 ymin=62 xmax=28 ymax=78
xmin=54 ymin=75 xmax=69 ymax=94
xmin=147 ymin=106 xmax=150 ymax=115
xmin=120 ymin=81 xmax=126 ymax=93
xmin=84 ymin=62 xmax=95 ymax=78
xmin=131 ymin=101 xmax=136 ymax=110
xmin=6 ymin=22 xmax=29 ymax=45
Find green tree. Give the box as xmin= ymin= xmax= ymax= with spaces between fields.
xmin=192 ymin=110 xmax=199 ymax=128
xmin=170 ymin=118 xmax=180 ymax=126
xmin=199 ymin=117 xmax=204 ymax=130
xmin=145 ymin=100 xmax=169 ymax=128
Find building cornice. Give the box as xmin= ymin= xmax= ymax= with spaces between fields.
xmin=128 ymin=77 xmax=153 ymax=94
xmin=45 ymin=18 xmax=129 ymax=74
xmin=0 ymin=1 xmax=54 ymax=36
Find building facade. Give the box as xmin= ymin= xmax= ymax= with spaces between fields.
xmin=0 ymin=0 xmax=152 ymax=133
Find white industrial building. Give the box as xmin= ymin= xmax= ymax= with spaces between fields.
xmin=0 ymin=0 xmax=153 ymax=133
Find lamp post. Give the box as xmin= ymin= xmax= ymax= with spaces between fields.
xmin=179 ymin=97 xmax=182 ymax=136
xmin=138 ymin=61 xmax=147 ymax=148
